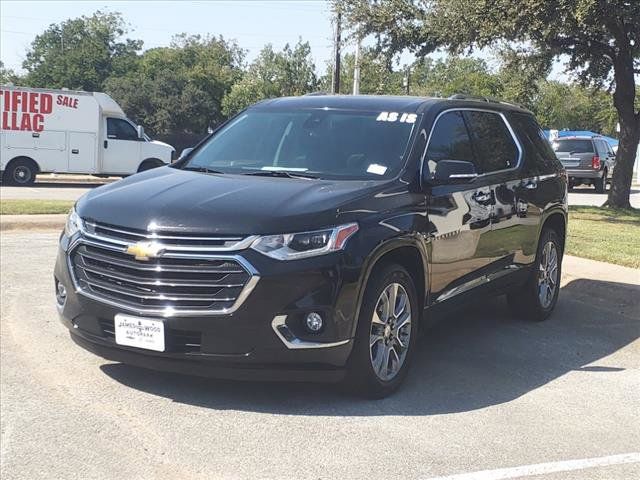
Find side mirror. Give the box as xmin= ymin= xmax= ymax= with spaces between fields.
xmin=136 ymin=125 xmax=145 ymax=140
xmin=179 ymin=147 xmax=194 ymax=160
xmin=424 ymin=159 xmax=478 ymax=186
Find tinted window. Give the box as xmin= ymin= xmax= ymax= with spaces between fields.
xmin=463 ymin=111 xmax=519 ymax=173
xmin=509 ymin=112 xmax=559 ymax=172
xmin=424 ymin=111 xmax=475 ymax=174
xmin=183 ymin=110 xmax=416 ymax=180
xmin=552 ymin=139 xmax=593 ymax=153
xmin=107 ymin=118 xmax=138 ymax=141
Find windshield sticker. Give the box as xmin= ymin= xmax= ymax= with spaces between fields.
xmin=367 ymin=164 xmax=388 ymax=175
xmin=376 ymin=112 xmax=417 ymax=124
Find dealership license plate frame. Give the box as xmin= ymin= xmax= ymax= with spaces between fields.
xmin=114 ymin=314 xmax=165 ymax=352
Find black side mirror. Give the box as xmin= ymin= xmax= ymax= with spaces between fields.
xmin=424 ymin=159 xmax=478 ymax=186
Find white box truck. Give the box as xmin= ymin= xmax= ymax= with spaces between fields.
xmin=0 ymin=86 xmax=175 ymax=185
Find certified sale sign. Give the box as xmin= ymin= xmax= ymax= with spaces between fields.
xmin=0 ymin=89 xmax=81 ymax=132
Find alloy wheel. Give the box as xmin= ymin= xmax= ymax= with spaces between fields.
xmin=369 ymin=282 xmax=412 ymax=381
xmin=538 ymin=241 xmax=559 ymax=309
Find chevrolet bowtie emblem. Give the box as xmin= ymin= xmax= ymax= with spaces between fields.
xmin=125 ymin=241 xmax=165 ymax=261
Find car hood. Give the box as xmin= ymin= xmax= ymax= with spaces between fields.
xmin=77 ymin=166 xmax=389 ymax=234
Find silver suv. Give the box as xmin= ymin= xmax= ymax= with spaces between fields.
xmin=551 ymin=136 xmax=616 ymax=192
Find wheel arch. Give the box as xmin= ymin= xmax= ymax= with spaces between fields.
xmin=540 ymin=209 xmax=567 ymax=253
xmin=137 ymin=157 xmax=165 ymax=172
xmin=350 ymin=238 xmax=429 ymax=337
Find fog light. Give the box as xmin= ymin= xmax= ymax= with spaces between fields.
xmin=305 ymin=312 xmax=323 ymax=332
xmin=55 ymin=280 xmax=67 ymax=307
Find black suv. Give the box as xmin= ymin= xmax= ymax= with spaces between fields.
xmin=55 ymin=95 xmax=568 ymax=397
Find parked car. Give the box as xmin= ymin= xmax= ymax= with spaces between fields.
xmin=0 ymin=86 xmax=174 ymax=185
xmin=54 ymin=94 xmax=567 ymax=397
xmin=551 ymin=135 xmax=616 ymax=192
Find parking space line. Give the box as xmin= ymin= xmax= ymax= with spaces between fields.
xmin=424 ymin=453 xmax=640 ymax=480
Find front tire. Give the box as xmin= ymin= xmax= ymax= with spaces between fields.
xmin=507 ymin=228 xmax=562 ymax=321
xmin=346 ymin=263 xmax=419 ymax=398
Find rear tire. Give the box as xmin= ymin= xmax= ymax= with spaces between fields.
xmin=507 ymin=228 xmax=562 ymax=322
xmin=345 ymin=263 xmax=419 ymax=398
xmin=594 ymin=170 xmax=606 ymax=193
xmin=5 ymin=158 xmax=37 ymax=186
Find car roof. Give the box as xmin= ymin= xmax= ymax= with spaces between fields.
xmin=249 ymin=94 xmax=531 ymax=115
xmin=557 ymin=136 xmax=598 ymax=140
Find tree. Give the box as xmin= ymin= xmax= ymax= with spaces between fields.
xmin=0 ymin=61 xmax=21 ymax=85
xmin=106 ymin=34 xmax=244 ymax=136
xmin=340 ymin=0 xmax=640 ymax=208
xmin=22 ymin=11 xmax=142 ymax=92
xmin=320 ymin=47 xmax=405 ymax=95
xmin=222 ymin=40 xmax=318 ymax=116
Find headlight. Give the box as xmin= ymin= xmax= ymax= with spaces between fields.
xmin=64 ymin=207 xmax=82 ymax=237
xmin=251 ymin=223 xmax=359 ymax=260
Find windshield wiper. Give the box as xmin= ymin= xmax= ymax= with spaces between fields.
xmin=242 ymin=170 xmax=319 ymax=180
xmin=182 ymin=166 xmax=224 ymax=174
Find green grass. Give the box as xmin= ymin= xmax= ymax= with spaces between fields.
xmin=567 ymin=206 xmax=640 ymax=268
xmin=0 ymin=199 xmax=74 ymax=215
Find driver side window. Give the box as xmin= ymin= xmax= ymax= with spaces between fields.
xmin=424 ymin=111 xmax=476 ymax=175
xmin=107 ymin=118 xmax=138 ymax=141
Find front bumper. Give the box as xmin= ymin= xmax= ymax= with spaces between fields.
xmin=55 ymin=234 xmax=361 ymax=382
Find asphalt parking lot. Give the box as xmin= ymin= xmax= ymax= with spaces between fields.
xmin=1 ymin=230 xmax=638 ymax=479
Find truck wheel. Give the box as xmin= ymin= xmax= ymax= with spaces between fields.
xmin=594 ymin=170 xmax=606 ymax=193
xmin=346 ymin=263 xmax=418 ymax=398
xmin=6 ymin=158 xmax=37 ymax=186
xmin=507 ymin=228 xmax=562 ymax=322
xmin=138 ymin=159 xmax=164 ymax=172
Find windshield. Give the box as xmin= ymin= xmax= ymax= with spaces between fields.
xmin=552 ymin=139 xmax=593 ymax=153
xmin=181 ymin=109 xmax=417 ymax=180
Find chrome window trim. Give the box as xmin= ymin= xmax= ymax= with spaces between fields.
xmin=419 ymin=107 xmax=524 ymax=189
xmin=271 ymin=315 xmax=351 ymax=350
xmin=66 ymin=233 xmax=260 ymax=318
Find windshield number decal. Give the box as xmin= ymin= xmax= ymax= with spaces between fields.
xmin=376 ymin=112 xmax=417 ymax=124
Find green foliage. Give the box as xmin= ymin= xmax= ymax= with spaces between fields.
xmin=105 ymin=34 xmax=244 ymax=135
xmin=0 ymin=61 xmax=21 ymax=85
xmin=22 ymin=11 xmax=142 ymax=92
xmin=222 ymin=40 xmax=318 ymax=116
xmin=533 ymin=81 xmax=618 ymax=136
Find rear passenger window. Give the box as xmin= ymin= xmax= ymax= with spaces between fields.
xmin=509 ymin=112 xmax=560 ymax=172
xmin=424 ymin=111 xmax=475 ymax=174
xmin=463 ymin=111 xmax=519 ymax=173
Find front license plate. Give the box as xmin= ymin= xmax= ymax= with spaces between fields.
xmin=114 ymin=314 xmax=165 ymax=352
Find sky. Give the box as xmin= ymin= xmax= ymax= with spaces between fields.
xmin=1 ymin=0 xmax=339 ymax=73
xmin=0 ymin=0 xmax=567 ymax=80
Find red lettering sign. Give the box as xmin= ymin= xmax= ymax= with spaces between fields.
xmin=0 ymin=90 xmax=57 ymax=131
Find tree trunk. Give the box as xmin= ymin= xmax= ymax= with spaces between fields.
xmin=605 ymin=43 xmax=639 ymax=209
xmin=606 ymin=115 xmax=640 ymax=209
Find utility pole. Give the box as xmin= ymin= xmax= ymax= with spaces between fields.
xmin=352 ymin=37 xmax=361 ymax=95
xmin=331 ymin=8 xmax=342 ymax=94
xmin=403 ymin=66 xmax=410 ymax=95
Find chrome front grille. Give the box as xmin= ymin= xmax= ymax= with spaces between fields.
xmin=68 ymin=222 xmax=259 ymax=316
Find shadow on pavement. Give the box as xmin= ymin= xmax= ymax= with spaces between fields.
xmin=100 ymin=278 xmax=639 ymax=416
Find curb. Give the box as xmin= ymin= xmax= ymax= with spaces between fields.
xmin=0 ymin=214 xmax=66 ymax=232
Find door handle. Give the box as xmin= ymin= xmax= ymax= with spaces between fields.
xmin=104 ymin=140 xmax=108 ymax=149
xmin=524 ymin=180 xmax=538 ymax=190
xmin=71 ymin=149 xmax=79 ymax=154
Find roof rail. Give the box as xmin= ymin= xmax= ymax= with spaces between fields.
xmin=304 ymin=91 xmax=332 ymax=96
xmin=448 ymin=93 xmax=524 ymax=109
